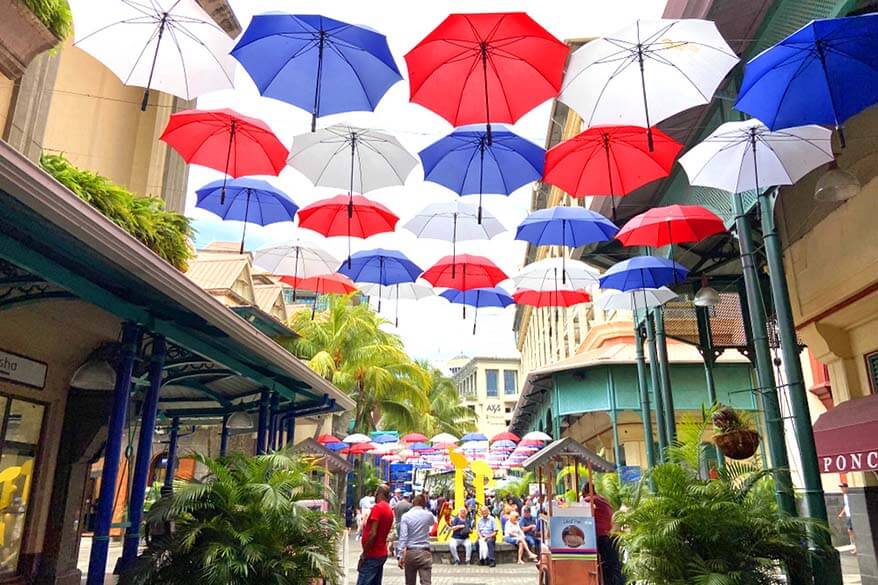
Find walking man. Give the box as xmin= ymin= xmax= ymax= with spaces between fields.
xmin=839 ymin=482 xmax=857 ymax=553
xmin=357 ymin=485 xmax=394 ymax=585
xmin=449 ymin=508 xmax=473 ymax=565
xmin=397 ymin=494 xmax=436 ymax=585
xmin=476 ymin=506 xmax=497 ymax=567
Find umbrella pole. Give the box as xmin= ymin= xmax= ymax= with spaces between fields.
xmin=311 ymin=31 xmax=326 ymax=133
xmin=452 ymin=213 xmax=458 ymax=278
xmin=140 ymin=16 xmax=168 ymax=112
xmin=815 ymin=44 xmax=845 ymax=149
xmin=292 ymin=247 xmax=299 ymax=302
xmin=239 ymin=190 xmax=252 ymax=254
xmin=478 ymin=143 xmax=486 ymax=224
xmin=603 ymin=134 xmax=617 ymax=221
xmin=480 ymin=43 xmax=492 ymax=146
xmin=462 ymin=269 xmax=466 ymax=319
xmin=348 ymin=136 xmax=357 ymax=268
xmin=220 ymin=121 xmax=237 ymax=205
xmin=561 ymin=220 xmax=567 ymax=285
xmin=378 ymin=258 xmax=384 ymax=313
xmin=473 ymin=305 xmax=478 ymax=336
xmin=395 ymin=284 xmax=399 ymax=328
xmin=635 ymin=23 xmax=654 ymax=152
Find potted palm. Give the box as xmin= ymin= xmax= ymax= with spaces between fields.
xmin=0 ymin=0 xmax=70 ymax=78
xmin=712 ymin=405 xmax=760 ymax=460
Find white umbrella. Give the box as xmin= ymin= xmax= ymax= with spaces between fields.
xmin=287 ymin=125 xmax=418 ymax=197
xmin=403 ymin=200 xmax=506 ymax=262
xmin=359 ymin=282 xmax=435 ymax=327
xmin=559 ymin=19 xmax=738 ymax=150
xmin=430 ymin=433 xmax=459 ymax=444
xmin=522 ymin=431 xmax=553 ymax=441
xmin=69 ymin=0 xmax=236 ymax=111
xmin=343 ymin=433 xmax=372 ymax=444
xmin=252 ymin=239 xmax=339 ymax=300
xmin=678 ymin=119 xmax=834 ymax=194
xmin=594 ymin=287 xmax=679 ymax=312
xmin=512 ymin=257 xmax=601 ymax=290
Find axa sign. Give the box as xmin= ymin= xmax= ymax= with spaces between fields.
xmin=821 ymin=450 xmax=878 ymax=473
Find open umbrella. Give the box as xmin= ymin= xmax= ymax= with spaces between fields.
xmin=195 ymin=178 xmax=298 ymax=254
xmin=161 ymin=109 xmax=288 ymax=203
xmin=402 ymin=201 xmax=506 ymax=275
xmin=317 ymin=434 xmax=340 ymax=445
xmin=325 ymin=442 xmax=347 ymax=451
xmin=253 ymin=239 xmax=339 ymax=302
xmin=616 ymin=205 xmax=725 ymax=248
xmin=69 ymin=0 xmax=235 ymax=111
xmin=419 ymin=126 xmax=544 ymax=222
xmin=231 ymin=14 xmax=402 ymax=131
xmin=594 ymin=287 xmax=679 ymax=313
xmin=599 ymin=256 xmax=689 ymax=291
xmin=522 ymin=431 xmax=552 ymax=441
xmin=359 ymin=282 xmax=435 ymax=327
xmin=402 ymin=433 xmax=429 ymax=443
xmin=559 ymin=19 xmax=738 ymax=150
xmin=294 ymin=274 xmax=358 ymax=318
xmin=512 ymin=257 xmax=600 ymax=291
xmin=410 ymin=442 xmax=434 ymax=452
xmin=348 ymin=442 xmax=376 ymax=455
xmin=337 ymin=249 xmax=422 ymax=311
xmin=461 ymin=432 xmax=489 ymax=442
xmin=492 ymin=432 xmax=520 ymax=443
xmin=543 ymin=125 xmax=682 ymax=218
xmin=512 ymin=287 xmax=591 ymax=309
xmin=372 ymin=434 xmax=398 ymax=444
xmin=405 ymin=12 xmax=568 ymax=141
xmin=735 ymin=13 xmax=878 ymax=148
xmin=440 ymin=287 xmax=514 ymax=333
xmin=430 ymin=433 xmax=459 ymax=444
xmin=297 ymin=194 xmax=399 ymax=264
xmin=421 ymin=254 xmax=508 ymax=293
xmin=343 ymin=433 xmax=372 ymax=443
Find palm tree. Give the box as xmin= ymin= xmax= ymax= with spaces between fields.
xmin=419 ymin=364 xmax=477 ymax=436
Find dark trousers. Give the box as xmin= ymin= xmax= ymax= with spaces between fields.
xmin=597 ymin=535 xmax=625 ymax=585
xmin=356 ymin=555 xmax=387 ymax=585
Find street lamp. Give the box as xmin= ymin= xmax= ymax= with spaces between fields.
xmin=694 ymin=285 xmax=721 ymax=308
xmin=227 ymin=411 xmax=254 ymax=431
xmin=70 ymin=358 xmax=116 ymax=390
xmin=815 ymin=162 xmax=860 ymax=202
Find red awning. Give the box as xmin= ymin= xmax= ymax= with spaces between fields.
xmin=814 ymin=394 xmax=878 ymax=473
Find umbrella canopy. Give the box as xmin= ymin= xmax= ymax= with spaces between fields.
xmin=317 ymin=434 xmax=341 ymax=444
xmin=516 ymin=206 xmax=618 ymax=249
xmin=735 ymin=13 xmax=878 ymax=147
xmin=231 ymin=14 xmax=402 ymax=131
xmin=195 ymin=178 xmax=299 ymax=254
xmin=421 ymin=254 xmax=508 ymax=291
xmin=522 ymin=431 xmax=552 ymax=441
xmin=599 ymin=256 xmax=689 ymax=291
xmin=348 ymin=442 xmax=376 ymax=455
xmin=359 ymin=282 xmax=435 ymax=301
xmin=616 ymin=204 xmax=726 ymax=248
xmin=678 ymin=119 xmax=834 ymax=194
xmin=253 ymin=239 xmax=340 ymax=301
xmin=69 ymin=0 xmax=235 ymax=110
xmin=559 ymin=19 xmax=738 ymax=150
xmin=440 ymin=287 xmax=514 ymax=331
xmin=512 ymin=257 xmax=600 ymax=290
xmin=513 ymin=287 xmax=591 ymax=308
xmin=461 ymin=432 xmax=489 ymax=442
xmin=297 ymin=194 xmax=399 ymax=262
xmin=543 ymin=125 xmax=682 ymax=217
xmin=405 ymin=12 xmax=569 ymax=137
xmin=372 ymin=434 xmax=398 ymax=444
xmin=339 ymin=249 xmax=422 ymax=311
xmin=402 ymin=433 xmax=429 ymax=443
xmin=594 ymin=287 xmax=679 ymax=313
xmin=430 ymin=433 xmax=459 ymax=444
xmin=410 ymin=442 xmax=433 ymax=452
xmin=161 ymin=109 xmax=288 ymax=202
xmin=492 ymin=432 xmax=520 ymax=443
xmin=343 ymin=433 xmax=372 ymax=444
xmin=295 ymin=273 xmax=357 ymax=295
xmin=325 ymin=442 xmax=347 ymax=451
xmin=418 ymin=126 xmax=545 ymax=221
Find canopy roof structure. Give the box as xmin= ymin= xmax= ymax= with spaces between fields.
xmin=522 ymin=437 xmax=615 ymax=473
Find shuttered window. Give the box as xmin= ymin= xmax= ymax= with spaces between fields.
xmin=867 ymin=351 xmax=878 ymax=394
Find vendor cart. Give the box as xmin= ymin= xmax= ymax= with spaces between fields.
xmin=522 ymin=437 xmax=615 ymax=585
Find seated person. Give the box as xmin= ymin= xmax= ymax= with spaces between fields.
xmin=503 ymin=511 xmax=537 ymax=564
xmin=448 ymin=508 xmax=473 ymax=565
xmin=476 ymin=506 xmax=497 ymax=567
xmin=519 ymin=505 xmax=541 ymax=553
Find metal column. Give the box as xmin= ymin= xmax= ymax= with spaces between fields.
xmin=163 ymin=417 xmax=180 ymax=492
xmin=634 ymin=322 xmax=656 ymax=469
xmin=759 ymin=190 xmax=843 ymax=585
xmin=256 ymin=390 xmax=270 ymax=455
xmin=86 ymin=322 xmax=140 ymax=585
xmin=654 ymin=307 xmax=676 ymax=442
xmin=608 ymin=368 xmax=624 ymax=466
xmin=120 ymin=335 xmax=166 ymax=569
xmin=219 ymin=415 xmax=229 ymax=457
xmin=286 ymin=415 xmax=296 ymax=446
xmin=269 ymin=394 xmax=280 ymax=451
xmin=645 ymin=313 xmax=668 ymax=459
xmin=695 ymin=302 xmax=725 ymax=469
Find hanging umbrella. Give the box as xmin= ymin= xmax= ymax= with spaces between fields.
xmin=405 ymin=13 xmax=568 ymax=141
xmin=522 ymin=431 xmax=552 ymax=441
xmin=325 ymin=442 xmax=347 ymax=452
xmin=317 ymin=434 xmax=341 ymax=445
xmin=735 ymin=13 xmax=878 ymax=148
xmin=512 ymin=287 xmax=592 ymax=308
xmin=195 ymin=178 xmax=298 ymax=254
xmin=372 ymin=433 xmax=398 ymax=444
xmin=594 ymin=287 xmax=679 ymax=312
xmin=461 ymin=432 xmax=489 ymax=442
xmin=402 ymin=433 xmax=429 ymax=443
xmin=559 ymin=19 xmax=738 ymax=150
xmin=616 ymin=205 xmax=725 ymax=248
xmin=297 ymin=194 xmax=399 ymax=264
xmin=440 ymin=287 xmax=514 ymax=333
xmin=161 ymin=109 xmax=288 ymax=203
xmin=543 ymin=125 xmax=682 ymax=218
xmin=337 ymin=250 xmax=423 ymax=311
xmin=430 ymin=433 xmax=459 ymax=444
xmin=492 ymin=432 xmax=520 ymax=443
xmin=421 ymin=254 xmax=508 ymax=295
xmin=231 ymin=14 xmax=402 ymax=132
xmin=410 ymin=442 xmax=434 ymax=452
xmin=678 ymin=119 xmax=834 ymax=195
xmin=512 ymin=257 xmax=600 ymax=291
xmin=419 ymin=126 xmax=544 ymax=222
xmin=402 ymin=201 xmax=506 ymax=276
xmin=491 ymin=440 xmax=517 ymax=450
xmin=253 ymin=239 xmax=340 ymax=302
xmin=69 ymin=0 xmax=235 ymax=111
xmin=348 ymin=442 xmax=376 ymax=455
xmin=343 ymin=433 xmax=372 ymax=443
xmin=599 ymin=256 xmax=689 ymax=291
xmin=295 ymin=274 xmax=359 ymax=318
xmin=358 ymin=282 xmax=435 ymax=327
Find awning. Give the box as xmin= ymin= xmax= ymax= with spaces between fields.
xmin=814 ymin=394 xmax=878 ymax=473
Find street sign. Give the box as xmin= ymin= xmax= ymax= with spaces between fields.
xmin=0 ymin=348 xmax=47 ymax=390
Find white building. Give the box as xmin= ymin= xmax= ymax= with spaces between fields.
xmin=451 ymin=356 xmax=521 ymax=437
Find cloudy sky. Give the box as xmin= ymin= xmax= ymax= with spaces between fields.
xmin=188 ymin=0 xmax=664 ymax=365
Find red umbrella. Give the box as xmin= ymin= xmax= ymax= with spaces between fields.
xmin=401 ymin=432 xmax=429 ymax=443
xmin=317 ymin=434 xmax=340 ymax=445
xmin=616 ymin=205 xmax=726 ymax=247
xmin=405 ymin=13 xmax=568 ymax=142
xmin=348 ymin=442 xmax=376 ymax=455
xmin=285 ymin=273 xmax=358 ymax=318
xmin=513 ymin=288 xmax=591 ymax=308
xmin=421 ymin=254 xmax=508 ymax=290
xmin=543 ymin=126 xmax=682 ymax=219
xmin=297 ymin=194 xmax=399 ymax=263
xmin=160 ymin=108 xmax=288 ymax=203
xmin=491 ymin=431 xmax=520 ymax=443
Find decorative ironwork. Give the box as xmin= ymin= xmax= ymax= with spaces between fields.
xmin=0 ymin=259 xmax=73 ymax=309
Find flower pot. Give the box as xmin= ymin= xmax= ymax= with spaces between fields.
xmin=714 ymin=429 xmax=760 ymax=460
xmin=0 ymin=1 xmax=62 ymax=79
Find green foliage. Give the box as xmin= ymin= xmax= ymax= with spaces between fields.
xmin=40 ymin=154 xmax=194 ymax=271
xmin=119 ymin=452 xmax=343 ymax=585
xmin=20 ymin=0 xmax=72 ymax=39
xmin=495 ymin=472 xmax=534 ymax=499
xmin=594 ymin=472 xmax=645 ymax=511
xmin=616 ymin=409 xmax=826 ymax=585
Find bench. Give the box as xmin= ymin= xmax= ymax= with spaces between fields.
xmin=430 ymin=541 xmax=520 ymax=565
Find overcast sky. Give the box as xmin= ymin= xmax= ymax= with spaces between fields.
xmin=188 ymin=0 xmax=665 ymax=365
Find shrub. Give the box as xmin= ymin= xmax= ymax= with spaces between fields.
xmin=20 ymin=0 xmax=72 ymax=39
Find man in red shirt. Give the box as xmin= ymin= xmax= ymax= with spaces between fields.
xmin=357 ymin=484 xmax=394 ymax=585
xmin=582 ymin=484 xmax=624 ymax=585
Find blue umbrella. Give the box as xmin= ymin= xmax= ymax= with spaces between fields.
xmin=372 ymin=434 xmax=397 ymax=444
xmin=325 ymin=442 xmax=347 ymax=452
xmin=599 ymin=256 xmax=689 ymax=292
xmin=440 ymin=286 xmax=514 ymax=334
xmin=195 ymin=178 xmax=299 ymax=254
xmin=735 ymin=13 xmax=878 ymax=148
xmin=337 ymin=249 xmax=422 ymax=311
xmin=419 ymin=126 xmax=545 ymax=223
xmin=461 ymin=432 xmax=488 ymax=442
xmin=410 ymin=442 xmax=433 ymax=452
xmin=231 ymin=14 xmax=402 ymax=132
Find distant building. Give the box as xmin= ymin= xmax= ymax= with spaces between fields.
xmin=452 ymin=357 xmax=521 ymax=437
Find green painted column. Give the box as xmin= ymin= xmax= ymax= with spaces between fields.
xmin=645 ymin=312 xmax=668 ymax=460
xmin=608 ymin=368 xmax=624 ymax=465
xmin=732 ymin=191 xmax=796 ymax=517
xmin=653 ymin=307 xmax=676 ymax=443
xmin=634 ymin=323 xmax=656 ymax=470
xmin=759 ymin=190 xmax=843 ymax=585
xmin=695 ymin=300 xmax=725 ymax=469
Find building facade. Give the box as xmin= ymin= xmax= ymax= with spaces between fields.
xmin=452 ymin=357 xmax=521 ymax=437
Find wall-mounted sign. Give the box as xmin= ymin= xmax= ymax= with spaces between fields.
xmin=821 ymin=451 xmax=878 ymax=473
xmin=0 ymin=349 xmax=47 ymax=390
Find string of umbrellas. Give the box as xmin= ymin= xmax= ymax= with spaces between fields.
xmin=315 ymin=430 xmax=555 ymax=474
xmin=66 ymin=3 xmax=878 ymax=327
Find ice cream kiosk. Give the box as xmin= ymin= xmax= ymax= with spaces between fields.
xmin=522 ymin=438 xmax=615 ymax=585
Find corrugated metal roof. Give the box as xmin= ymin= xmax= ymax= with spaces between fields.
xmin=186 ymin=257 xmax=251 ymax=294
xmin=253 ymin=284 xmax=288 ymax=321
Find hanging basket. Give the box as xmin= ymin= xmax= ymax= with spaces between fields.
xmin=714 ymin=429 xmax=760 ymax=460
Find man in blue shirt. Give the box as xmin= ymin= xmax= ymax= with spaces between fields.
xmin=476 ymin=506 xmax=498 ymax=567
xmin=449 ymin=508 xmax=473 ymax=564
xmin=519 ymin=505 xmax=541 ymax=553
xmin=397 ymin=494 xmax=436 ymax=584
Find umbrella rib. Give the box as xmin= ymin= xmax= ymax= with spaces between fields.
xmin=122 ymin=0 xmax=159 ymax=17
xmin=452 ymin=55 xmax=483 ymax=127
xmin=167 ymin=18 xmax=235 ymax=86
xmin=251 ymin=38 xmax=321 ymax=93
xmin=642 ymin=51 xmax=713 ymax=102
xmin=324 ymin=41 xmax=378 ymax=109
xmin=308 ymin=141 xmax=352 ymax=188
xmin=455 ymin=141 xmax=483 ymax=195
xmin=357 ymin=140 xmax=410 ymax=186
xmin=570 ymin=52 xmax=638 ymax=126
xmin=75 ymin=16 xmax=158 ymax=46
xmin=163 ymin=21 xmax=193 ymax=100
xmin=121 ymin=25 xmax=161 ymax=86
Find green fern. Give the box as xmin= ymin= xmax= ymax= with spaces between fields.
xmin=19 ymin=0 xmax=72 ymax=38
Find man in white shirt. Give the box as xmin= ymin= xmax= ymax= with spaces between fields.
xmin=397 ymin=494 xmax=436 ymax=585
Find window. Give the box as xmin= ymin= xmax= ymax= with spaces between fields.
xmin=503 ymin=370 xmax=518 ymax=395
xmin=485 ymin=369 xmax=498 ymax=397
xmin=0 ymin=395 xmax=44 ymax=577
xmin=867 ymin=351 xmax=878 ymax=394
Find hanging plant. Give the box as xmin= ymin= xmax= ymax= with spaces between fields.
xmin=712 ymin=405 xmax=760 ymax=460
